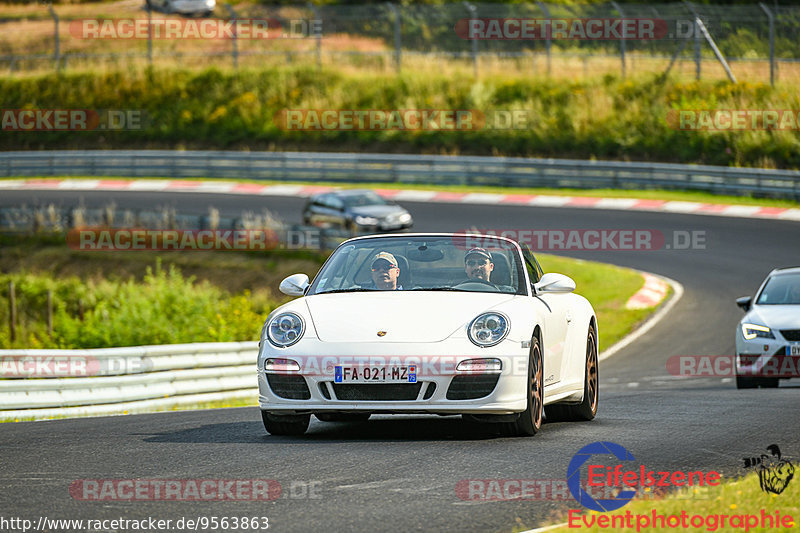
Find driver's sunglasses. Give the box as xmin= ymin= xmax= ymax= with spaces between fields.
xmin=371 ymin=262 xmax=396 ymax=272
xmin=466 ymin=259 xmax=488 ymax=267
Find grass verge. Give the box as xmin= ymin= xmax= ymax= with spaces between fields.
xmin=6 ymin=176 xmax=798 ymax=209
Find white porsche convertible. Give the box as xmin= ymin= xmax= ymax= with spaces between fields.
xmin=257 ymin=233 xmax=598 ymax=437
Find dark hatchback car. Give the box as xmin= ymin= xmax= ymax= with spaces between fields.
xmin=302 ymin=190 xmax=413 ymax=233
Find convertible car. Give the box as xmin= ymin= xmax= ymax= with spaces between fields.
xmin=257 ymin=233 xmax=598 ymax=437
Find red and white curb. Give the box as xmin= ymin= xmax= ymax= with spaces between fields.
xmin=1 ymin=178 xmax=799 ymax=222
xmin=626 ymin=273 xmax=669 ymax=310
xmin=601 ymin=272 xmax=683 ymax=362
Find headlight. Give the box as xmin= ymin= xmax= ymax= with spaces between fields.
xmin=267 ymin=312 xmax=305 ymax=347
xmin=741 ymin=323 xmax=774 ymax=340
xmin=398 ymin=213 xmax=412 ymax=223
xmin=468 ymin=312 xmax=509 ymax=347
xmin=354 ymin=216 xmax=379 ymax=225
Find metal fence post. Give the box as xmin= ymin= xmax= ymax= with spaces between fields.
xmin=308 ymin=3 xmax=321 ymax=70
xmin=147 ymin=2 xmax=153 ymax=67
xmin=463 ymin=2 xmax=478 ymax=77
xmin=611 ymin=1 xmax=626 ymax=78
xmin=47 ymin=3 xmax=60 ymax=73
xmin=759 ymin=2 xmax=775 ymax=86
xmin=386 ymin=3 xmax=401 ymax=73
xmin=694 ymin=17 xmax=736 ymax=83
xmin=536 ymin=1 xmax=552 ymax=77
xmin=693 ymin=18 xmax=701 ymax=80
xmin=224 ymin=4 xmax=238 ymax=70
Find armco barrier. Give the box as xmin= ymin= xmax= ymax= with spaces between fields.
xmin=1 ymin=150 xmax=798 ymax=199
xmin=0 ymin=342 xmax=258 ymax=421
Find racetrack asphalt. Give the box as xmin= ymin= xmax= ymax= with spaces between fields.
xmin=1 ymin=189 xmax=799 ymax=532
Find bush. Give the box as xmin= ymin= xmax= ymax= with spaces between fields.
xmin=0 ymin=262 xmax=278 ymax=349
xmin=1 ymin=68 xmax=798 ymax=168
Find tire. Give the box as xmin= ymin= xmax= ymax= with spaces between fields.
xmin=735 ymin=375 xmax=758 ymax=389
xmin=499 ymin=334 xmax=543 ymax=437
xmin=759 ymin=378 xmax=779 ymax=388
xmin=261 ymin=411 xmax=310 ymax=436
xmin=546 ymin=324 xmax=599 ymax=422
xmin=315 ymin=413 xmax=371 ymax=422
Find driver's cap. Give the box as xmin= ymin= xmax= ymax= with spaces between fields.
xmin=372 ymin=251 xmax=398 ymax=267
xmin=465 ymin=247 xmax=492 ymax=262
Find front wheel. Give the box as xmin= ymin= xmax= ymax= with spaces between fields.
xmin=261 ymin=411 xmax=310 ymax=436
xmin=546 ymin=324 xmax=598 ymax=421
xmin=499 ymin=334 xmax=543 ymax=437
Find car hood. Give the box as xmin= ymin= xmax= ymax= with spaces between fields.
xmin=744 ymin=305 xmax=800 ymax=330
xmin=305 ymin=291 xmax=515 ymax=343
xmin=349 ymin=205 xmax=407 ymax=219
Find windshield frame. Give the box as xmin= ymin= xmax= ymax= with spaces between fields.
xmin=306 ymin=234 xmax=530 ymax=297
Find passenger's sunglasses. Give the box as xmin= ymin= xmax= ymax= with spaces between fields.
xmin=371 ymin=262 xmax=396 ymax=272
xmin=466 ymin=259 xmax=489 ymax=267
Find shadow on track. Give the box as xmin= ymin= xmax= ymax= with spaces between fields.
xmin=140 ymin=413 xmax=589 ymax=444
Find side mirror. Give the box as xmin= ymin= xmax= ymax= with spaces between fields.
xmin=280 ymin=274 xmax=310 ymax=296
xmin=534 ymin=273 xmax=576 ymax=294
xmin=736 ymin=296 xmax=752 ymax=312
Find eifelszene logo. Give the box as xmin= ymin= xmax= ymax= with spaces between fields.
xmin=743 ymin=445 xmax=795 ymax=495
xmin=567 ymin=441 xmax=722 ymax=512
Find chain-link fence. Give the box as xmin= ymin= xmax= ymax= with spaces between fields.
xmin=2 ymin=1 xmax=799 ymax=83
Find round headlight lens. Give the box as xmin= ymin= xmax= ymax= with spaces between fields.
xmin=267 ymin=312 xmax=305 ymax=347
xmin=468 ymin=312 xmax=509 ymax=347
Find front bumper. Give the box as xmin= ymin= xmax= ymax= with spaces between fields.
xmin=736 ymin=331 xmax=799 ymax=379
xmin=257 ymin=338 xmax=529 ymax=415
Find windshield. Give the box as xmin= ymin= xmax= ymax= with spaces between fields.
xmin=308 ymin=235 xmax=526 ymax=296
xmin=342 ymin=192 xmax=389 ymax=207
xmin=756 ymin=273 xmax=800 ymax=305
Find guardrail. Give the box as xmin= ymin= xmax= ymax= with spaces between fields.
xmin=1 ymin=150 xmax=798 ymax=199
xmin=0 ymin=342 xmax=258 ymax=421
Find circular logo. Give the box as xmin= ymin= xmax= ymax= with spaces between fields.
xmin=567 ymin=441 xmax=637 ymax=512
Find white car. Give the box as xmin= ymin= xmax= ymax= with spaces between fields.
xmin=257 ymin=233 xmax=598 ymax=437
xmin=735 ymin=267 xmax=800 ymax=389
xmin=146 ymin=0 xmax=215 ymax=17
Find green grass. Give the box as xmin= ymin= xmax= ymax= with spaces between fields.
xmin=538 ymin=254 xmax=660 ymax=351
xmin=542 ymin=469 xmax=799 ymax=533
xmin=2 ymin=68 xmax=799 ymax=169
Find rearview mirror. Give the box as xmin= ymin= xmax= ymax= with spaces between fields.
xmin=736 ymin=296 xmax=752 ymax=312
xmin=534 ymin=273 xmax=576 ymax=294
xmin=280 ymin=274 xmax=310 ymax=296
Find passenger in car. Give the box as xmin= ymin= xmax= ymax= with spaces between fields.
xmin=370 ymin=252 xmax=403 ymax=290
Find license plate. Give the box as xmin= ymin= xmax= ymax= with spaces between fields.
xmin=790 ymin=344 xmax=800 ymax=356
xmin=334 ymin=365 xmax=417 ymax=383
